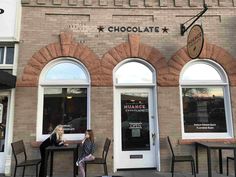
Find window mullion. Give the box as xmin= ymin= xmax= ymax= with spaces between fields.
xmin=3 ymin=46 xmax=7 ymax=65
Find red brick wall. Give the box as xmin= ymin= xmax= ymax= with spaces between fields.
xmin=13 ymin=1 xmax=236 ymax=175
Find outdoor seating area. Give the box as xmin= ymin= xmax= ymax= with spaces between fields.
xmin=166 ymin=136 xmax=236 ymax=177
xmin=9 ymin=136 xmax=236 ymax=177
xmin=85 ymin=138 xmax=111 ymax=177
xmin=167 ymin=136 xmax=196 ymax=177
xmin=11 ymin=140 xmax=41 ymax=177
xmin=10 ymin=137 xmax=111 ymax=177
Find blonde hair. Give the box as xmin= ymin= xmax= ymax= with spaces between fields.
xmin=52 ymin=124 xmax=64 ymax=141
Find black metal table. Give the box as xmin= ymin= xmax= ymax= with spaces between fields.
xmin=44 ymin=144 xmax=79 ymax=177
xmin=195 ymin=142 xmax=236 ymax=177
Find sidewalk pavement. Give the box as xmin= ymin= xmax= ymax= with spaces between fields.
xmin=1 ymin=170 xmax=234 ymax=177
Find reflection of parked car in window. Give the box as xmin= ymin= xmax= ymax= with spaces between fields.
xmin=65 ymin=117 xmax=87 ymax=133
xmin=209 ymin=108 xmax=225 ymax=116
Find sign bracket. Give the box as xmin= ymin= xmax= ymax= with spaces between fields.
xmin=180 ymin=4 xmax=208 ymax=36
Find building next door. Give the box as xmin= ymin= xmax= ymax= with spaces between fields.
xmin=114 ymin=88 xmax=157 ymax=169
xmin=0 ymin=95 xmax=10 ymax=173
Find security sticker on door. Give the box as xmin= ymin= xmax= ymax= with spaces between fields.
xmin=129 ymin=122 xmax=142 ymax=137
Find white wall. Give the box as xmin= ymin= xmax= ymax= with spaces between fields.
xmin=0 ymin=0 xmax=20 ymax=41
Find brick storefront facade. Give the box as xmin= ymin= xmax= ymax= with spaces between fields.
xmin=11 ymin=0 xmax=236 ymax=175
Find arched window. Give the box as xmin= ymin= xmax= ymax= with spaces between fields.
xmin=180 ymin=60 xmax=233 ymax=139
xmin=114 ymin=60 xmax=155 ymax=86
xmin=37 ymin=58 xmax=90 ymax=141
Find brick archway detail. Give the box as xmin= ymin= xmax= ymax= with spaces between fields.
xmin=167 ymin=41 xmax=236 ymax=86
xmin=17 ymin=32 xmax=100 ymax=87
xmin=101 ymin=34 xmax=168 ymax=86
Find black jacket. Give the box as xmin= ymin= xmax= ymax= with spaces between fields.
xmin=40 ymin=133 xmax=64 ymax=151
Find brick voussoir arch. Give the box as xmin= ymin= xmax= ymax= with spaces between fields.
xmin=17 ymin=32 xmax=100 ymax=87
xmin=101 ymin=34 xmax=168 ymax=86
xmin=167 ymin=41 xmax=236 ymax=86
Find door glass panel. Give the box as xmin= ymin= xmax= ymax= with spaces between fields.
xmin=0 ymin=96 xmax=8 ymax=152
xmin=121 ymin=92 xmax=150 ymax=151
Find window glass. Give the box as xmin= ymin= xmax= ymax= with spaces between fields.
xmin=0 ymin=47 xmax=4 ymax=64
xmin=182 ymin=63 xmax=222 ymax=81
xmin=6 ymin=47 xmax=14 ymax=64
xmin=180 ymin=60 xmax=232 ymax=138
xmin=45 ymin=62 xmax=88 ymax=82
xmin=0 ymin=96 xmax=8 ymax=152
xmin=116 ymin=62 xmax=153 ymax=84
xmin=43 ymin=88 xmax=87 ymax=134
xmin=121 ymin=92 xmax=150 ymax=151
xmin=182 ymin=87 xmax=226 ymax=133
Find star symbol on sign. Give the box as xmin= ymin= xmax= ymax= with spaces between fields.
xmin=97 ymin=26 xmax=105 ymax=32
xmin=162 ymin=26 xmax=169 ymax=33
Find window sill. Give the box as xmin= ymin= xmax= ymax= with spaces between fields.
xmin=30 ymin=140 xmax=82 ymax=148
xmin=179 ymin=138 xmax=236 ymax=145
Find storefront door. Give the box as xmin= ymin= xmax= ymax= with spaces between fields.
xmin=114 ymin=88 xmax=157 ymax=169
xmin=0 ymin=95 xmax=9 ymax=173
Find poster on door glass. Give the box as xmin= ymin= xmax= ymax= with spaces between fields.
xmin=121 ymin=93 xmax=150 ymax=151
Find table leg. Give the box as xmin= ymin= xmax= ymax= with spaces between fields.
xmin=75 ymin=146 xmax=78 ymax=175
xmin=207 ymin=148 xmax=212 ymax=177
xmin=195 ymin=143 xmax=199 ymax=174
xmin=219 ymin=149 xmax=223 ymax=174
xmin=234 ymin=148 xmax=236 ymax=177
xmin=44 ymin=150 xmax=49 ymax=177
xmin=50 ymin=151 xmax=54 ymax=177
xmin=73 ymin=149 xmax=77 ymax=177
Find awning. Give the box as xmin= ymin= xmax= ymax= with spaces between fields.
xmin=0 ymin=70 xmax=16 ymax=90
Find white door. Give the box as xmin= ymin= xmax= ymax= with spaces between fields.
xmin=114 ymin=88 xmax=157 ymax=169
xmin=0 ymin=95 xmax=9 ymax=173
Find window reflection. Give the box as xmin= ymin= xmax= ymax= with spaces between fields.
xmin=45 ymin=62 xmax=88 ymax=82
xmin=116 ymin=62 xmax=153 ymax=84
xmin=43 ymin=88 xmax=87 ymax=134
xmin=0 ymin=47 xmax=4 ymax=64
xmin=6 ymin=47 xmax=14 ymax=64
xmin=121 ymin=93 xmax=150 ymax=151
xmin=0 ymin=96 xmax=8 ymax=152
xmin=182 ymin=87 xmax=227 ymax=133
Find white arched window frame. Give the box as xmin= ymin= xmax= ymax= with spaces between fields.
xmin=113 ymin=58 xmax=156 ymax=87
xmin=180 ymin=59 xmax=233 ymax=139
xmin=37 ymin=58 xmax=91 ymax=141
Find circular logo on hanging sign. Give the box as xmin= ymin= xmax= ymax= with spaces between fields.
xmin=187 ymin=24 xmax=204 ymax=59
xmin=0 ymin=9 xmax=4 ymax=14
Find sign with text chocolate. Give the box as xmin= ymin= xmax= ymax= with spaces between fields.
xmin=187 ymin=24 xmax=204 ymax=59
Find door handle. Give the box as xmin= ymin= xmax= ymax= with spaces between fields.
xmin=152 ymin=133 xmax=156 ymax=146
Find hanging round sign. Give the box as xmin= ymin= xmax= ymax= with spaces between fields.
xmin=187 ymin=24 xmax=204 ymax=59
xmin=0 ymin=9 xmax=4 ymax=14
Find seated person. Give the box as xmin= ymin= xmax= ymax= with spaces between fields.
xmin=76 ymin=129 xmax=95 ymax=177
xmin=39 ymin=125 xmax=68 ymax=177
